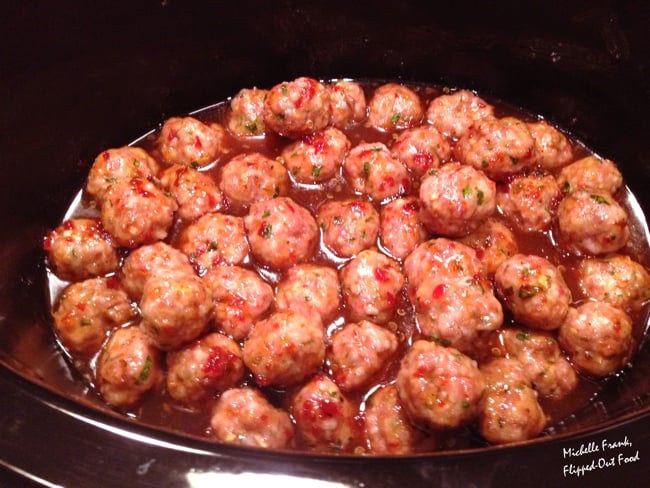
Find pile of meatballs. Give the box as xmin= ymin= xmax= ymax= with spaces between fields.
xmin=44 ymin=76 xmax=650 ymax=454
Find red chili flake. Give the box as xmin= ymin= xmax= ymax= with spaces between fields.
xmin=475 ymin=247 xmax=485 ymax=259
xmin=106 ymin=276 xmax=121 ymax=289
xmin=202 ymin=347 xmax=236 ymax=376
xmin=295 ymin=79 xmax=316 ymax=109
xmin=131 ymin=179 xmax=154 ymax=198
xmin=167 ymin=130 xmax=177 ymax=141
xmin=386 ymin=291 xmax=396 ymax=306
xmin=413 ymin=153 xmax=434 ymax=168
xmin=403 ymin=200 xmax=419 ymax=213
xmin=75 ymin=302 xmax=87 ymax=312
xmin=374 ymin=267 xmax=389 ymax=282
xmin=194 ymin=135 xmax=203 ymax=149
xmin=102 ymin=151 xmax=111 ymax=160
xmin=63 ymin=220 xmax=75 ymax=231
xmin=285 ymin=201 xmax=296 ymax=213
xmin=432 ymin=283 xmax=447 ymax=299
xmin=614 ymin=322 xmax=622 ymax=334
xmin=319 ymin=398 xmax=339 ymax=417
xmin=43 ymin=233 xmax=54 ymax=250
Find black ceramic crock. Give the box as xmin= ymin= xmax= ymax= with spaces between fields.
xmin=1 ymin=1 xmax=649 ymax=486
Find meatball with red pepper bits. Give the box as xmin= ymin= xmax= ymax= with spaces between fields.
xmin=557 ymin=155 xmax=623 ymax=196
xmin=458 ymin=218 xmax=519 ymax=276
xmin=158 ymin=116 xmax=227 ymax=168
xmin=559 ymin=301 xmax=635 ymax=378
xmin=263 ymin=76 xmax=331 ymax=138
xmin=225 ymin=87 xmax=269 ymax=137
xmin=44 ymin=218 xmax=120 ymax=282
xmin=210 ymin=387 xmax=294 ymax=449
xmin=379 ymin=197 xmax=428 ymax=260
xmin=328 ymin=79 xmax=367 ymax=129
xmin=158 ymin=164 xmax=223 ymax=223
xmin=317 ymin=198 xmax=380 ymax=259
xmin=426 ymin=89 xmax=495 ymax=140
xmin=396 ymin=340 xmax=485 ymax=430
xmin=527 ymin=120 xmax=574 ymax=170
xmin=367 ymin=82 xmax=424 ymax=131
xmin=219 ymin=152 xmax=289 ymax=207
xmin=166 ymin=332 xmax=244 ymax=403
xmin=390 ymin=124 xmax=452 ymax=178
xmin=291 ymin=374 xmax=357 ymax=452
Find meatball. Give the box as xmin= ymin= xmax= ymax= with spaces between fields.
xmin=158 ymin=116 xmax=227 ymax=168
xmin=120 ymin=242 xmax=195 ymax=300
xmin=100 ymin=178 xmax=177 ymax=249
xmin=52 ymin=277 xmax=136 ymax=356
xmin=527 ymin=120 xmax=574 ymax=170
xmin=291 ymin=374 xmax=356 ymax=452
xmin=263 ymin=76 xmax=331 ymax=138
xmin=390 ymin=125 xmax=452 ymax=178
xmin=275 ymin=264 xmax=342 ymax=324
xmin=202 ymin=265 xmax=273 ymax=341
xmin=328 ymin=320 xmax=399 ymax=392
xmin=556 ymin=155 xmax=623 ymax=196
xmin=379 ymin=197 xmax=428 ymax=260
xmin=494 ymin=254 xmax=572 ymax=331
xmin=413 ymin=276 xmax=503 ymax=354
xmin=225 ymin=87 xmax=269 ymax=137
xmin=328 ymin=79 xmax=367 ymax=129
xmin=340 ymin=249 xmax=405 ymax=324
xmin=396 ymin=340 xmax=485 ymax=430
xmin=576 ymin=254 xmax=650 ymax=313
xmin=367 ymin=82 xmax=424 ymax=131
xmin=86 ymin=146 xmax=160 ymax=202
xmin=458 ymin=218 xmax=519 ymax=275
xmin=244 ymin=197 xmax=319 ymax=270
xmin=496 ymin=173 xmax=561 ymax=232
xmin=210 ymin=387 xmax=294 ymax=449
xmin=158 ymin=164 xmax=223 ymax=222
xmin=96 ymin=325 xmax=162 ymax=408
xmin=454 ymin=117 xmax=537 ymax=180
xmin=556 ymin=190 xmax=630 ymax=255
xmin=364 ymin=383 xmax=437 ymax=455
xmin=219 ymin=152 xmax=289 ymax=207
xmin=242 ymin=310 xmax=326 ymax=388
xmin=139 ymin=272 xmax=213 ymax=350
xmin=281 ymin=127 xmax=350 ymax=184
xmin=478 ymin=358 xmax=546 ymax=445
xmin=419 ymin=162 xmax=497 ymax=237
xmin=44 ymin=218 xmax=120 ymax=282
xmin=343 ymin=142 xmax=411 ymax=202
xmin=426 ymin=89 xmax=495 ymax=140
xmin=317 ymin=198 xmax=380 ymax=258
xmin=166 ymin=332 xmax=244 ymax=403
xmin=559 ymin=301 xmax=635 ymax=378
xmin=177 ymin=212 xmax=249 ymax=274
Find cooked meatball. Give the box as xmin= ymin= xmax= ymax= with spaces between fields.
xmin=242 ymin=310 xmax=326 ymax=388
xmin=556 ymin=190 xmax=630 ymax=255
xmin=328 ymin=320 xmax=398 ymax=391
xmin=458 ymin=218 xmax=519 ymax=275
xmin=52 ymin=277 xmax=136 ymax=356
xmin=86 ymin=146 xmax=160 ymax=202
xmin=559 ymin=301 xmax=635 ymax=378
xmin=390 ymin=125 xmax=452 ymax=178
xmin=210 ymin=387 xmax=294 ymax=449
xmin=527 ymin=120 xmax=574 ymax=170
xmin=496 ymin=173 xmax=561 ymax=232
xmin=166 ymin=332 xmax=244 ymax=403
xmin=419 ymin=162 xmax=497 ymax=237
xmin=340 ymin=249 xmax=405 ymax=324
xmin=275 ymin=264 xmax=342 ymax=324
xmin=291 ymin=374 xmax=356 ymax=452
xmin=454 ymin=117 xmax=537 ymax=180
xmin=494 ymin=254 xmax=572 ymax=331
xmin=364 ymin=383 xmax=437 ymax=455
xmin=44 ymin=218 xmax=120 ymax=282
xmin=263 ymin=76 xmax=331 ymax=138
xmin=120 ymin=242 xmax=195 ymax=300
xmin=379 ymin=197 xmax=428 ymax=260
xmin=317 ymin=198 xmax=380 ymax=258
xmin=100 ymin=178 xmax=177 ymax=249
xmin=96 ymin=325 xmax=162 ymax=408
xmin=556 ymin=155 xmax=623 ymax=195
xmin=478 ymin=357 xmax=546 ymax=445
xmin=244 ymin=197 xmax=319 ymax=270
xmin=219 ymin=152 xmax=289 ymax=207
xmin=576 ymin=254 xmax=650 ymax=313
xmin=225 ymin=87 xmax=269 ymax=137
xmin=139 ymin=272 xmax=213 ymax=350
xmin=367 ymin=82 xmax=423 ymax=131
xmin=202 ymin=265 xmax=273 ymax=341
xmin=328 ymin=79 xmax=367 ymax=129
xmin=343 ymin=142 xmax=411 ymax=202
xmin=177 ymin=212 xmax=249 ymax=274
xmin=158 ymin=116 xmax=227 ymax=168
xmin=413 ymin=276 xmax=503 ymax=354
xmin=281 ymin=127 xmax=350 ymax=184
xmin=426 ymin=89 xmax=495 ymax=140
xmin=396 ymin=340 xmax=485 ymax=430
xmin=403 ymin=238 xmax=485 ymax=289
xmin=492 ymin=328 xmax=578 ymax=400
xmin=158 ymin=164 xmax=223 ymax=222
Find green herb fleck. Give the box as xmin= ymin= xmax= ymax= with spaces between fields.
xmin=262 ymin=210 xmax=271 ymax=218
xmin=518 ymin=285 xmax=541 ymax=299
xmin=391 ymin=112 xmax=401 ymax=125
xmin=363 ymin=161 xmax=371 ymax=174
xmin=262 ymin=223 xmax=273 ymax=239
xmin=516 ymin=331 xmax=530 ymax=341
xmin=80 ymin=318 xmax=92 ymax=327
xmin=138 ymin=356 xmax=152 ymax=383
xmin=311 ymin=166 xmax=322 ymax=177
xmin=463 ymin=186 xmax=472 ymax=199
xmin=590 ymin=194 xmax=610 ymax=205
xmin=477 ymin=189 xmax=485 ymax=205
